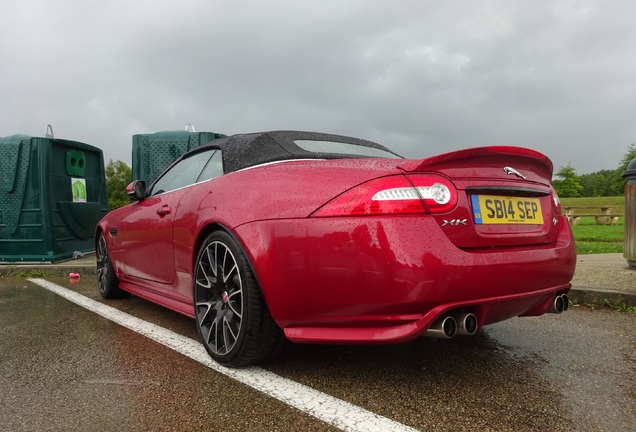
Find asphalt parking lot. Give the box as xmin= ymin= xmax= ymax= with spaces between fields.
xmin=1 ymin=266 xmax=635 ymax=432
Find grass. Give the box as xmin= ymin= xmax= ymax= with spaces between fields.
xmin=604 ymin=297 xmax=636 ymax=313
xmin=574 ymin=297 xmax=636 ymax=314
xmin=561 ymin=195 xmax=625 ymax=214
xmin=13 ymin=270 xmax=51 ymax=278
xmin=560 ymin=196 xmax=626 ymax=255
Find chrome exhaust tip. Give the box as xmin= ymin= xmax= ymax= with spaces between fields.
xmin=454 ymin=312 xmax=478 ymax=336
xmin=425 ymin=316 xmax=457 ymax=339
xmin=561 ymin=294 xmax=569 ymax=312
xmin=548 ymin=294 xmax=568 ymax=314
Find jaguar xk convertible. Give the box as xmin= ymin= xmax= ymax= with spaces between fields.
xmin=96 ymin=130 xmax=576 ymax=367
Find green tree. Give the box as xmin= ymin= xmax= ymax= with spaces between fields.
xmin=579 ymin=169 xmax=615 ymax=197
xmin=552 ymin=164 xmax=582 ymax=197
xmin=105 ymin=160 xmax=132 ymax=210
xmin=609 ymin=143 xmax=636 ymax=195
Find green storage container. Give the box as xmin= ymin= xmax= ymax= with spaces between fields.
xmin=0 ymin=135 xmax=109 ymax=262
xmin=132 ymin=130 xmax=225 ymax=184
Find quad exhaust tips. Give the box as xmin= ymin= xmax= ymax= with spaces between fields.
xmin=548 ymin=294 xmax=570 ymax=314
xmin=425 ymin=313 xmax=478 ymax=339
xmin=425 ymin=296 xmax=567 ymax=340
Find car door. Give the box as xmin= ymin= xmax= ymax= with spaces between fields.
xmin=117 ymin=149 xmax=219 ymax=284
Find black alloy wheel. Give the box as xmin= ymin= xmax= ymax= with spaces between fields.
xmin=96 ymin=232 xmax=128 ymax=299
xmin=193 ymin=231 xmax=284 ymax=367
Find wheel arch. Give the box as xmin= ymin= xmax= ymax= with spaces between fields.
xmin=192 ymin=223 xmax=268 ymax=302
xmin=192 ymin=222 xmax=229 ymax=271
xmin=94 ymin=225 xmax=105 ymax=252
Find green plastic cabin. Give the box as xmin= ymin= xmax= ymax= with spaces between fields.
xmin=132 ymin=130 xmax=225 ymax=185
xmin=0 ymin=135 xmax=108 ymax=262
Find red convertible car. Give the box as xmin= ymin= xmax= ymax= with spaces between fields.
xmin=96 ymin=131 xmax=576 ymax=367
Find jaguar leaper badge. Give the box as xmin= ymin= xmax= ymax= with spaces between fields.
xmin=503 ymin=166 xmax=526 ymax=180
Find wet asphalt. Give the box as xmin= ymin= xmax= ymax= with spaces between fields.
xmin=1 ymin=275 xmax=635 ymax=432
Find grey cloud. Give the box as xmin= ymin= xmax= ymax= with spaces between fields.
xmin=1 ymin=0 xmax=635 ymax=174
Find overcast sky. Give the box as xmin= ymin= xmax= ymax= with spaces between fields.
xmin=1 ymin=0 xmax=635 ymax=174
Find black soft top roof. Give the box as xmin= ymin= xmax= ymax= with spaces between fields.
xmin=195 ymin=130 xmax=401 ymax=173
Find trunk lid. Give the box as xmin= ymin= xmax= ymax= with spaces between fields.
xmin=399 ymin=146 xmax=561 ymax=249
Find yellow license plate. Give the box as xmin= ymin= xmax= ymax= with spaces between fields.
xmin=471 ymin=195 xmax=544 ymax=225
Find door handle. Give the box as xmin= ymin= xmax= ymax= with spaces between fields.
xmin=156 ymin=205 xmax=171 ymax=216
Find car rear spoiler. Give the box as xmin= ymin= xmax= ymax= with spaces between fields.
xmin=398 ymin=146 xmax=554 ymax=179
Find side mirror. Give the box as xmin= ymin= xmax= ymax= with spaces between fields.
xmin=126 ymin=180 xmax=147 ymax=202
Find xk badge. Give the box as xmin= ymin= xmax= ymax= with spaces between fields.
xmin=442 ymin=219 xmax=468 ymax=226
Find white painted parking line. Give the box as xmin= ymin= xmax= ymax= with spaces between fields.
xmin=28 ymin=279 xmax=417 ymax=432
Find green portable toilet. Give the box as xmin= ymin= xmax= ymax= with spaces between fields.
xmin=0 ymin=135 xmax=108 ymax=262
xmin=132 ymin=129 xmax=225 ymax=184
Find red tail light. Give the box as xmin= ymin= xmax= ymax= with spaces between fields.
xmin=312 ymin=174 xmax=458 ymax=217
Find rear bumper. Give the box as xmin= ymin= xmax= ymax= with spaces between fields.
xmin=234 ymin=215 xmax=575 ymax=343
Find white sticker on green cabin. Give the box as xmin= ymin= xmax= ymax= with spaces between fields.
xmin=72 ymin=178 xmax=87 ymax=202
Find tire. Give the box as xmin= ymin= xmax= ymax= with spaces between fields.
xmin=194 ymin=231 xmax=285 ymax=367
xmin=96 ymin=232 xmax=128 ymax=299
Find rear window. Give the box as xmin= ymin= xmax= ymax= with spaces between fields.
xmin=294 ymin=140 xmax=401 ymax=159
